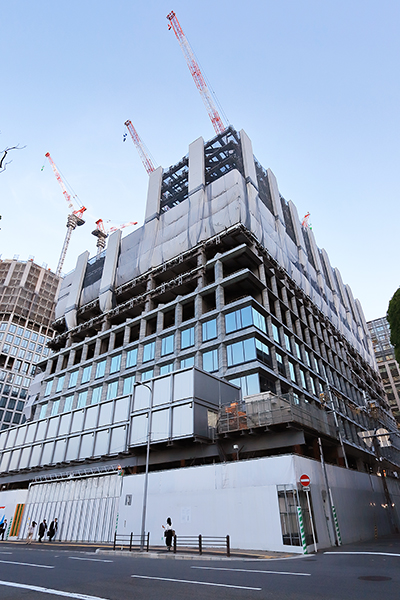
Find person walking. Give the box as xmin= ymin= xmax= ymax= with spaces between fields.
xmin=26 ymin=521 xmax=37 ymax=544
xmin=38 ymin=519 xmax=47 ymax=542
xmin=0 ymin=520 xmax=7 ymax=541
xmin=162 ymin=517 xmax=174 ymax=551
xmin=48 ymin=518 xmax=58 ymax=542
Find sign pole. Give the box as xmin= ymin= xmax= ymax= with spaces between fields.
xmin=305 ymin=489 xmax=317 ymax=553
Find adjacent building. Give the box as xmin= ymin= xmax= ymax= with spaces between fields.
xmin=368 ymin=316 xmax=400 ymax=425
xmin=0 ymin=128 xmax=399 ymax=551
xmin=0 ymin=259 xmax=61 ymax=430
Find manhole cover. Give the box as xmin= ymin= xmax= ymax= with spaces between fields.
xmin=358 ymin=576 xmax=392 ymax=582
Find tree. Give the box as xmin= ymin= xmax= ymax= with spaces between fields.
xmin=0 ymin=144 xmax=25 ymax=173
xmin=387 ymin=287 xmax=400 ymax=364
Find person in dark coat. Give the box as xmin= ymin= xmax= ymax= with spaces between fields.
xmin=0 ymin=519 xmax=7 ymax=541
xmin=38 ymin=519 xmax=47 ymax=542
xmin=163 ymin=517 xmax=174 ymax=551
xmin=48 ymin=518 xmax=58 ymax=541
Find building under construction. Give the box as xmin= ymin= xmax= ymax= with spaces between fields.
xmin=0 ymin=128 xmax=399 ymax=551
xmin=0 ymin=258 xmax=61 ymax=431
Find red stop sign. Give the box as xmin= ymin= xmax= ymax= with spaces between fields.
xmin=300 ymin=474 xmax=311 ymax=487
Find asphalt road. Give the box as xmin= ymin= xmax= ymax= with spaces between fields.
xmin=0 ymin=540 xmax=398 ymax=600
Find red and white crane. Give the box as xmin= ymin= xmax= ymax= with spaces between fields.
xmin=167 ymin=10 xmax=226 ymax=135
xmin=91 ymin=218 xmax=138 ymax=254
xmin=45 ymin=152 xmax=87 ymax=276
xmin=124 ymin=120 xmax=156 ymax=175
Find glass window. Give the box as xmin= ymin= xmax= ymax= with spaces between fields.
xmin=11 ymin=386 xmax=19 ymax=397
xmin=181 ymin=356 xmax=195 ymax=369
xmin=181 ymin=327 xmax=194 ymax=349
xmin=56 ymin=375 xmax=65 ymax=393
xmin=142 ymin=342 xmax=155 ymax=363
xmin=284 ymin=333 xmax=291 ymax=353
xmin=21 ymin=338 xmax=28 ymax=348
xmin=142 ymin=369 xmax=154 ymax=381
xmin=126 ymin=348 xmax=138 ymax=368
xmin=44 ymin=380 xmax=53 ymax=397
xmin=161 ymin=334 xmax=174 ymax=356
xmin=106 ymin=381 xmax=119 ymax=400
xmin=225 ymin=306 xmax=252 ymax=334
xmin=18 ymin=349 xmax=25 ymax=359
xmin=4 ymin=410 xmax=12 ymax=422
xmin=160 ymin=362 xmax=174 ymax=375
xmin=69 ymin=371 xmax=79 ymax=387
xmin=252 ymin=308 xmax=267 ymax=333
xmin=288 ymin=362 xmax=296 ymax=383
xmin=3 ymin=384 xmax=11 ymax=395
xmin=95 ymin=360 xmax=106 ymax=379
xmin=227 ymin=339 xmax=256 ymax=367
xmin=91 ymin=386 xmax=102 ymax=404
xmin=2 ymin=344 xmax=10 ymax=353
xmin=229 ymin=373 xmax=260 ymax=397
xmin=123 ymin=376 xmax=134 ymax=396
xmin=0 ymin=397 xmax=6 ymax=408
xmin=14 ymin=337 xmax=21 ymax=346
xmin=81 ymin=365 xmax=91 ymax=383
xmin=6 ymin=334 xmax=14 ymax=343
xmin=272 ymin=323 xmax=280 ymax=344
xmin=310 ymin=377 xmax=317 ymax=396
xmin=0 ymin=323 xmax=7 ymax=331
xmin=29 ymin=342 xmax=35 ymax=351
xmin=51 ymin=400 xmax=60 ymax=416
xmin=24 ymin=377 xmax=31 ymax=387
xmin=77 ymin=390 xmax=88 ymax=408
xmin=299 ymin=369 xmax=307 ymax=389
xmin=39 ymin=403 xmax=48 ymax=419
xmin=203 ymin=349 xmax=218 ymax=372
xmin=202 ymin=319 xmax=217 ymax=341
xmin=110 ymin=354 xmax=122 ymax=374
xmin=305 ymin=351 xmax=312 ymax=368
xmin=26 ymin=352 xmax=33 ymax=361
xmin=0 ymin=372 xmax=5 ymax=381
xmin=255 ymin=339 xmax=271 ymax=365
xmin=7 ymin=398 xmax=16 ymax=410
xmin=24 ymin=330 xmax=31 ymax=339
xmin=20 ymin=388 xmax=28 ymax=399
xmin=276 ymin=352 xmax=285 ymax=376
xmin=12 ymin=413 xmax=21 ymax=425
xmin=16 ymin=400 xmax=24 ymax=411
xmin=31 ymin=333 xmax=38 ymax=342
xmin=64 ymin=395 xmax=74 ymax=412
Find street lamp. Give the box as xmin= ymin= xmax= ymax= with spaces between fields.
xmin=134 ymin=380 xmax=154 ymax=551
xmin=233 ymin=444 xmax=239 ymax=461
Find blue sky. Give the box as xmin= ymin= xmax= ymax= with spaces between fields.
xmin=0 ymin=0 xmax=399 ymax=322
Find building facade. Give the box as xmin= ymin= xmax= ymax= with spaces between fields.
xmin=0 ymin=259 xmax=61 ymax=430
xmin=0 ymin=128 xmax=399 ymax=550
xmin=368 ymin=316 xmax=400 ymax=425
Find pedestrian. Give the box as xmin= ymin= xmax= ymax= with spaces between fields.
xmin=38 ymin=519 xmax=47 ymax=542
xmin=162 ymin=517 xmax=175 ymax=551
xmin=0 ymin=520 xmax=7 ymax=541
xmin=48 ymin=518 xmax=58 ymax=541
xmin=27 ymin=521 xmax=37 ymax=544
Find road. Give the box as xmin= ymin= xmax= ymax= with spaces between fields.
xmin=0 ymin=540 xmax=398 ymax=599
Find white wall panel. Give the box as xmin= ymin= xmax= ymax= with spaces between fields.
xmin=41 ymin=442 xmax=54 ymax=465
xmin=153 ymin=376 xmax=171 ymax=407
xmin=47 ymin=417 xmax=59 ymax=439
xmin=110 ymin=426 xmax=126 ymax=454
xmin=36 ymin=420 xmax=47 ymax=441
xmin=0 ymin=430 xmax=7 ymax=450
xmin=15 ymin=425 xmax=27 ymax=446
xmin=59 ymin=413 xmax=72 ymax=436
xmin=71 ymin=410 xmax=85 ymax=433
xmin=133 ymin=386 xmax=150 ymax=411
xmin=25 ymin=423 xmax=37 ymax=444
xmin=172 ymin=404 xmax=193 ymax=438
xmin=94 ymin=429 xmax=110 ymax=456
xmin=66 ymin=436 xmax=80 ymax=461
xmin=9 ymin=449 xmax=20 ymax=471
xmin=99 ymin=402 xmax=113 ymax=427
xmin=130 ymin=414 xmax=148 ymax=445
xmin=151 ymin=409 xmax=169 ymax=442
xmin=173 ymin=370 xmax=193 ymax=401
xmin=85 ymin=405 xmax=99 ymax=429
xmin=29 ymin=444 xmax=42 ymax=468
xmin=7 ymin=428 xmax=17 ymax=448
xmin=53 ymin=439 xmax=67 ymax=463
xmin=114 ymin=397 xmax=129 ymax=422
xmin=19 ymin=446 xmax=31 ymax=469
xmin=79 ymin=433 xmax=94 ymax=459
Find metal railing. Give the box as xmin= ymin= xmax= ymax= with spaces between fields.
xmin=173 ymin=534 xmax=230 ymax=556
xmin=218 ymin=392 xmax=337 ymax=439
xmin=113 ymin=532 xmax=150 ymax=552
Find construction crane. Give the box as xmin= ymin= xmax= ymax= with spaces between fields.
xmin=124 ymin=120 xmax=156 ymax=175
xmin=45 ymin=152 xmax=87 ymax=276
xmin=91 ymin=218 xmax=138 ymax=254
xmin=167 ymin=10 xmax=226 ymax=135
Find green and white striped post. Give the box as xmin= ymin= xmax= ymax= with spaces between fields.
xmin=331 ymin=504 xmax=342 ymax=546
xmin=297 ymin=506 xmax=308 ymax=554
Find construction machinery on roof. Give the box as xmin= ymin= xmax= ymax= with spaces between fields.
xmin=91 ymin=218 xmax=138 ymax=255
xmin=124 ymin=120 xmax=156 ymax=175
xmin=45 ymin=152 xmax=86 ymax=277
xmin=167 ymin=10 xmax=226 ymax=135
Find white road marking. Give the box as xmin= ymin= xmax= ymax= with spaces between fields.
xmin=324 ymin=551 xmax=400 ymax=557
xmin=0 ymin=552 xmax=12 ymax=555
xmin=0 ymin=580 xmax=111 ymax=599
xmin=69 ymin=557 xmax=113 ymax=563
xmin=131 ymin=574 xmax=261 ymax=591
xmin=192 ymin=566 xmax=311 ymax=576
xmin=0 ymin=559 xmax=54 ymax=569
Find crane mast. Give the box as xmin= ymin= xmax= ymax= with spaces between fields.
xmin=124 ymin=120 xmax=156 ymax=175
xmin=166 ymin=10 xmax=226 ymax=135
xmin=45 ymin=152 xmax=86 ymax=276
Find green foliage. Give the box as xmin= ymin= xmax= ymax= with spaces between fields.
xmin=387 ymin=288 xmax=400 ymax=364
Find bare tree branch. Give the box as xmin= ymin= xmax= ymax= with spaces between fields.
xmin=0 ymin=144 xmax=26 ymax=173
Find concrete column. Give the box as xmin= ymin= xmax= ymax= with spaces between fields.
xmin=214 ymin=260 xmax=223 ymax=283
xmin=99 ymin=230 xmax=121 ymax=314
xmin=215 ymin=285 xmax=224 ymax=312
xmin=188 ymin=137 xmax=205 ymax=195
xmin=65 ymin=251 xmax=89 ymax=330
